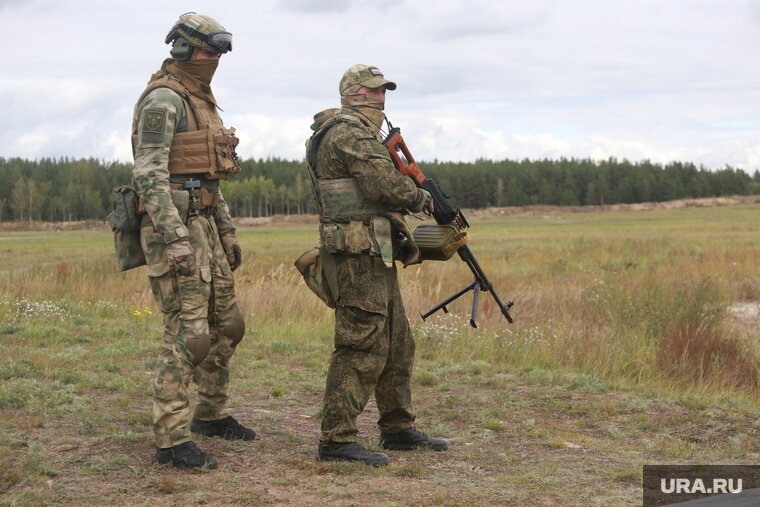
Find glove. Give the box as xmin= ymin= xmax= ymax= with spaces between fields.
xmin=220 ymin=231 xmax=242 ymax=271
xmin=410 ymin=188 xmax=435 ymax=215
xmin=166 ymin=238 xmax=196 ymax=276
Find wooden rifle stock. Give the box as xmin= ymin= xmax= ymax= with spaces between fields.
xmin=383 ymin=126 xmax=514 ymax=327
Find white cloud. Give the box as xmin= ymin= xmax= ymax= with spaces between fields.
xmin=1 ymin=0 xmax=760 ymax=172
xmin=13 ymin=134 xmax=49 ymax=156
xmin=105 ymin=132 xmax=133 ymax=162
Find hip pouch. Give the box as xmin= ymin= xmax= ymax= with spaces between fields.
xmin=106 ymin=185 xmax=146 ymax=271
xmin=294 ymin=248 xmax=336 ymax=308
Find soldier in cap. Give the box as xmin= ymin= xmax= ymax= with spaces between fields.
xmin=305 ymin=64 xmax=448 ymax=466
xmin=132 ymin=12 xmax=254 ymax=470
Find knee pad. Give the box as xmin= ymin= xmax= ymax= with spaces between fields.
xmin=222 ymin=308 xmax=245 ymax=348
xmin=185 ymin=333 xmax=212 ymax=366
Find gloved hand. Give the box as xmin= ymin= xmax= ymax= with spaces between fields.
xmin=220 ymin=231 xmax=242 ymax=271
xmin=410 ymin=188 xmax=435 ymax=215
xmin=166 ymin=238 xmax=196 ymax=276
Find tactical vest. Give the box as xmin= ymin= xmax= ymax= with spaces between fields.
xmin=306 ymin=112 xmax=386 ymax=220
xmin=306 ymin=111 xmax=397 ymax=266
xmin=132 ymin=75 xmax=240 ymax=180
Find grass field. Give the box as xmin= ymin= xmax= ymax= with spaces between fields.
xmin=1 ymin=203 xmax=760 ymax=505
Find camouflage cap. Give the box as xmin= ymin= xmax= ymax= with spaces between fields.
xmin=165 ymin=12 xmax=232 ymax=53
xmin=339 ymin=64 xmax=397 ymax=94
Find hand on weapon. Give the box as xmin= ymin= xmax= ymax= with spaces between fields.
xmin=383 ymin=124 xmax=513 ymax=327
xmin=410 ymin=189 xmax=434 ymax=215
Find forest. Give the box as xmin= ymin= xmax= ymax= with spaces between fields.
xmin=0 ymin=156 xmax=758 ymax=221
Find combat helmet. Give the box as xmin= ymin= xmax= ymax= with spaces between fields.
xmin=165 ymin=12 xmax=232 ymax=60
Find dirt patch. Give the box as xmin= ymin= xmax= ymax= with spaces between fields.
xmin=473 ymin=195 xmax=759 ymax=218
xmin=3 ymin=369 xmax=758 ymax=506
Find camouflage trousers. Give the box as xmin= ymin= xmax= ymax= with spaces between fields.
xmin=140 ymin=214 xmax=244 ymax=449
xmin=320 ymin=254 xmax=416 ymax=445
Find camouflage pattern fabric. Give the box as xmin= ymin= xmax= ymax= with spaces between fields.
xmin=320 ymin=255 xmax=416 ymax=444
xmin=133 ymin=78 xmax=241 ymax=449
xmin=311 ymin=105 xmax=423 ymax=446
xmin=167 ymin=13 xmax=232 ymax=54
xmin=314 ymin=108 xmax=420 ymax=219
xmin=339 ymin=64 xmax=397 ymax=94
xmin=141 ymin=214 xmax=242 ymax=448
xmin=132 ymin=87 xmax=236 ymax=242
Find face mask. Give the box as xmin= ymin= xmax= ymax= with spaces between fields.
xmin=340 ymin=84 xmax=386 ymax=110
xmin=341 ymin=93 xmax=385 ymax=110
xmin=346 ymin=107 xmax=387 ymax=135
xmin=174 ymin=58 xmax=219 ymax=85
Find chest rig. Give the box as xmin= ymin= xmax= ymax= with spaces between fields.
xmin=306 ymin=110 xmax=399 ymax=267
xmin=306 ymin=111 xmax=386 ymax=221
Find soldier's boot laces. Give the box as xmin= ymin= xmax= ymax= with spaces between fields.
xmin=380 ymin=427 xmax=448 ymax=451
xmin=190 ymin=415 xmax=256 ymax=441
xmin=317 ymin=442 xmax=389 ymax=467
xmin=155 ymin=441 xmax=218 ymax=470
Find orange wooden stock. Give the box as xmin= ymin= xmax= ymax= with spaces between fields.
xmin=385 ymin=130 xmax=428 ymax=186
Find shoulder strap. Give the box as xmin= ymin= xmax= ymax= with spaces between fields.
xmin=132 ymin=75 xmax=192 ymax=134
xmin=306 ymin=118 xmax=342 ymax=215
xmin=306 ymin=112 xmax=369 ymax=215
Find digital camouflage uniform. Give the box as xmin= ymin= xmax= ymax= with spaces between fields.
xmin=133 ymin=62 xmax=245 ymax=450
xmin=308 ymin=104 xmax=429 ymax=446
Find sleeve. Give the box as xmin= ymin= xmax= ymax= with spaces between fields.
xmin=334 ymin=125 xmax=423 ymax=210
xmin=213 ymin=188 xmax=236 ymax=234
xmin=132 ymin=88 xmax=189 ymax=243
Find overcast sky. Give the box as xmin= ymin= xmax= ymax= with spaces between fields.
xmin=4 ymin=0 xmax=760 ymax=170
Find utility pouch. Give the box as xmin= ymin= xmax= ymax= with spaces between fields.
xmin=108 ymin=186 xmax=141 ymax=232
xmin=111 ymin=229 xmax=146 ymax=271
xmin=214 ymin=127 xmax=240 ymax=177
xmin=294 ymin=248 xmax=336 ymax=308
xmin=200 ymin=187 xmax=220 ymax=207
xmin=106 ymin=186 xmax=146 ymax=271
xmin=320 ymin=222 xmax=372 ymax=255
xmin=345 ymin=221 xmax=371 ymax=254
xmin=412 ymin=224 xmax=468 ymax=261
xmin=319 ymin=223 xmax=344 ymax=254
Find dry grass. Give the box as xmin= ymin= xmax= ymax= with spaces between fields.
xmin=2 ymin=203 xmax=760 ymax=504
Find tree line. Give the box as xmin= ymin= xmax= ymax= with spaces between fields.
xmin=1 ymin=156 xmax=758 ymax=222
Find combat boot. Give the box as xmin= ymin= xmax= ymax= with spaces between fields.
xmin=380 ymin=427 xmax=448 ymax=451
xmin=190 ymin=415 xmax=256 ymax=441
xmin=317 ymin=442 xmax=389 ymax=466
xmin=155 ymin=441 xmax=218 ymax=470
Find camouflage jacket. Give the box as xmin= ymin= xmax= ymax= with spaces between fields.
xmin=311 ymin=108 xmax=423 ymax=220
xmin=132 ymin=87 xmax=235 ymax=244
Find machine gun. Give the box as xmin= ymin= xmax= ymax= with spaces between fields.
xmin=383 ymin=124 xmax=514 ymax=328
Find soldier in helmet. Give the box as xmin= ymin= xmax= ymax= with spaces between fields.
xmin=305 ymin=64 xmax=448 ymax=466
xmin=132 ymin=12 xmax=254 ymax=470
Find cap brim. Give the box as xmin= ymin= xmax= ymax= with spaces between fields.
xmin=363 ymin=76 xmax=397 ymax=90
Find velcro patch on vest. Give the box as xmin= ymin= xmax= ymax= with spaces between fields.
xmin=143 ymin=109 xmax=166 ymax=134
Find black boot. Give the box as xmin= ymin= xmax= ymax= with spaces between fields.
xmin=190 ymin=415 xmax=256 ymax=441
xmin=380 ymin=427 xmax=448 ymax=451
xmin=317 ymin=442 xmax=389 ymax=466
xmin=155 ymin=441 xmax=218 ymax=470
